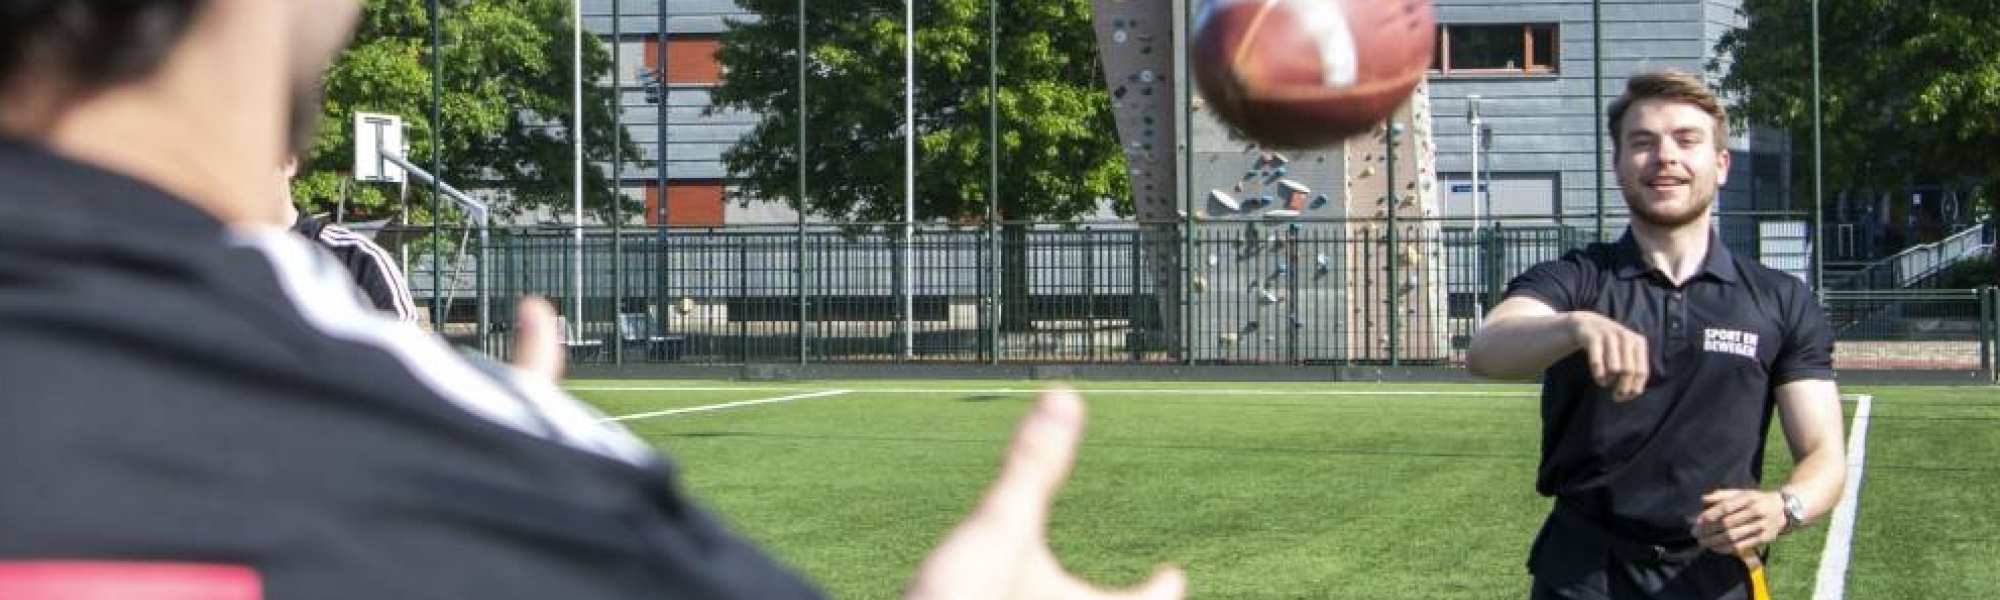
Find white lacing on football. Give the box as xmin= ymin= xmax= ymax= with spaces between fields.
xmin=1283 ymin=0 xmax=1358 ymax=88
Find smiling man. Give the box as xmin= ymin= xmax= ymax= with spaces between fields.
xmin=1465 ymin=71 xmax=1847 ymax=599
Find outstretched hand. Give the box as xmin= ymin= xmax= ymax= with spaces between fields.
xmin=907 ymin=388 xmax=1185 ymax=600
xmin=510 ymin=296 xmax=564 ymax=381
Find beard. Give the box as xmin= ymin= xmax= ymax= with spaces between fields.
xmin=285 ymin=76 xmax=326 ymax=158
xmin=1622 ymin=183 xmax=1715 ymax=228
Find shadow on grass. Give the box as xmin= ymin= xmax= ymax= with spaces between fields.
xmin=955 ymin=394 xmax=1016 ymax=403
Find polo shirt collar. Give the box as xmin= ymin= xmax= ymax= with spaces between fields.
xmin=1611 ymin=228 xmax=1741 ymax=284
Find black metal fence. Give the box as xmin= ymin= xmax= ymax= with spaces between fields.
xmin=1823 ymin=288 xmax=1997 ymax=377
xmin=400 ymin=212 xmax=1991 ymax=378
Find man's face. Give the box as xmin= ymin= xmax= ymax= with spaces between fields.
xmin=284 ymin=0 xmax=362 ymax=155
xmin=1614 ymin=99 xmax=1731 ymax=228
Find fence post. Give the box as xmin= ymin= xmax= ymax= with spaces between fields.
xmin=1287 ymin=223 xmax=1301 ymax=364
xmin=614 ymin=229 xmax=625 ymax=367
xmin=799 ymin=228 xmax=810 ymax=366
xmin=1985 ymin=286 xmax=1997 ymax=384
xmin=1984 ymin=286 xmax=2000 ymax=384
xmin=989 ymin=221 xmax=1001 ymax=365
xmin=1182 ymin=220 xmax=1195 ymax=366
xmin=477 ymin=225 xmax=489 ymax=355
xmin=1129 ymin=228 xmax=1143 ymax=362
xmin=1085 ymin=227 xmax=1098 ymax=363
xmin=1485 ymin=221 xmax=1502 ymax=313
xmin=737 ymin=235 xmax=748 ymax=364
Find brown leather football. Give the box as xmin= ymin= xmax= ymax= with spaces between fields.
xmin=1194 ymin=0 xmax=1436 ymax=148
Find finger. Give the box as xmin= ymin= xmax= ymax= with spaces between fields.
xmin=511 ymin=296 xmax=564 ymax=380
xmin=1721 ymin=494 xmax=1761 ymax=517
xmin=1610 ymin=335 xmax=1637 ymax=400
xmin=1101 ymin=566 xmax=1186 ymax=600
xmin=980 ymin=387 xmax=1088 ymax=529
xmin=1594 ymin=335 xmax=1618 ymax=387
xmin=1587 ymin=333 xmax=1611 ymax=386
xmin=1699 ymin=533 xmax=1736 ymax=555
xmin=1701 ymin=489 xmax=1750 ymax=511
xmin=1701 ymin=495 xmax=1754 ymax=527
xmin=1721 ymin=505 xmax=1769 ymax=530
xmin=1623 ymin=335 xmax=1649 ymax=398
xmin=1694 ymin=499 xmax=1741 ymax=530
xmin=1616 ymin=369 xmax=1642 ymax=402
xmin=1697 ymin=525 xmax=1759 ymax=555
xmin=1724 ymin=525 xmax=1768 ymax=552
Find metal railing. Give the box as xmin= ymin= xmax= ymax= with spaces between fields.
xmin=1822 ymin=288 xmax=1996 ymax=379
xmin=400 ymin=213 xmax=1958 ymax=372
xmin=1830 ymin=223 xmax=1992 ymax=290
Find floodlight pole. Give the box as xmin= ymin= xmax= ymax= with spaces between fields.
xmin=1592 ymin=0 xmax=1606 ymax=241
xmin=798 ymin=0 xmax=810 ymax=365
xmin=987 ymin=0 xmax=1001 ymax=366
xmin=902 ymin=0 xmax=916 ymax=360
xmin=572 ymin=0 xmax=585 ymax=344
xmin=1468 ymin=94 xmax=1483 ymax=233
xmin=1468 ymin=94 xmax=1485 ymax=320
xmin=612 ymin=0 xmax=624 ymax=366
xmin=428 ymin=0 xmax=445 ymax=332
xmin=1812 ymin=0 xmax=1825 ymax=298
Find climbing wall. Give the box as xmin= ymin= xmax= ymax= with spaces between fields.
xmin=1089 ymin=0 xmax=1183 ymax=356
xmin=1091 ymin=0 xmax=1449 ymax=363
xmin=1184 ymin=83 xmax=1444 ymax=363
xmin=1338 ymin=81 xmax=1450 ymax=362
xmin=1184 ymin=104 xmax=1347 ymax=362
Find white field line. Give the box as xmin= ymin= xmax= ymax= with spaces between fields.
xmin=570 ymin=386 xmax=1537 ymax=397
xmin=1813 ymin=393 xmax=1874 ymax=600
xmin=603 ymin=389 xmax=851 ymax=422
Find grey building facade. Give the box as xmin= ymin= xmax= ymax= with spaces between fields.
xmin=583 ymin=0 xmax=766 ymax=225
xmin=1424 ymin=0 xmax=1790 ymax=223
xmin=576 ymin=0 xmax=1784 ymax=226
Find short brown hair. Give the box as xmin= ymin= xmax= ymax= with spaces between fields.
xmin=0 ymin=1 xmax=207 ymax=95
xmin=1606 ymin=70 xmax=1729 ymax=153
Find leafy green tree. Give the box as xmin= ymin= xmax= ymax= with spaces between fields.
xmin=1714 ymin=0 xmax=1998 ymax=225
xmin=296 ymin=0 xmax=640 ymax=224
xmin=711 ymin=0 xmax=1126 ymax=329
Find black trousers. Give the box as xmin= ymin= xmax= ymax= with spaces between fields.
xmin=1528 ymin=506 xmax=1753 ymax=600
xmin=1529 ymin=553 xmax=1751 ymax=600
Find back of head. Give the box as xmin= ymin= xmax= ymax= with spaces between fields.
xmin=0 ymin=1 xmax=208 ymax=120
xmin=1 ymin=0 xmax=359 ymax=225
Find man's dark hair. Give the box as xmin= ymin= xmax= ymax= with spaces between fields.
xmin=1606 ymin=69 xmax=1730 ymax=155
xmin=0 ymin=1 xmax=208 ymax=94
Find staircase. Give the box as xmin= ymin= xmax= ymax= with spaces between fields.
xmin=1828 ymin=223 xmax=1992 ymax=290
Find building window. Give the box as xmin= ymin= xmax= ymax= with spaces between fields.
xmin=643 ymin=35 xmax=723 ymax=85
xmin=1431 ymin=24 xmax=1557 ymax=76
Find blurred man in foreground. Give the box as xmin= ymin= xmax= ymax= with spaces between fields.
xmin=0 ymin=1 xmax=1180 ymax=597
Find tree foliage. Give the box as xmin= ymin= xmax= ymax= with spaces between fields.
xmin=297 ymin=0 xmax=640 ymax=224
xmin=709 ymin=0 xmax=1126 ymax=223
xmin=1715 ymin=0 xmax=2000 ymax=203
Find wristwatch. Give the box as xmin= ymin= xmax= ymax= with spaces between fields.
xmin=1780 ymin=490 xmax=1807 ymax=533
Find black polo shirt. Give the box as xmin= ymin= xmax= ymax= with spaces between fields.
xmin=1504 ymin=232 xmax=1835 ymax=544
xmin=0 ymin=137 xmax=824 ymax=598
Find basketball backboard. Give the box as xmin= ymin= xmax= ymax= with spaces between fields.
xmin=353 ymin=112 xmax=407 ymax=183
